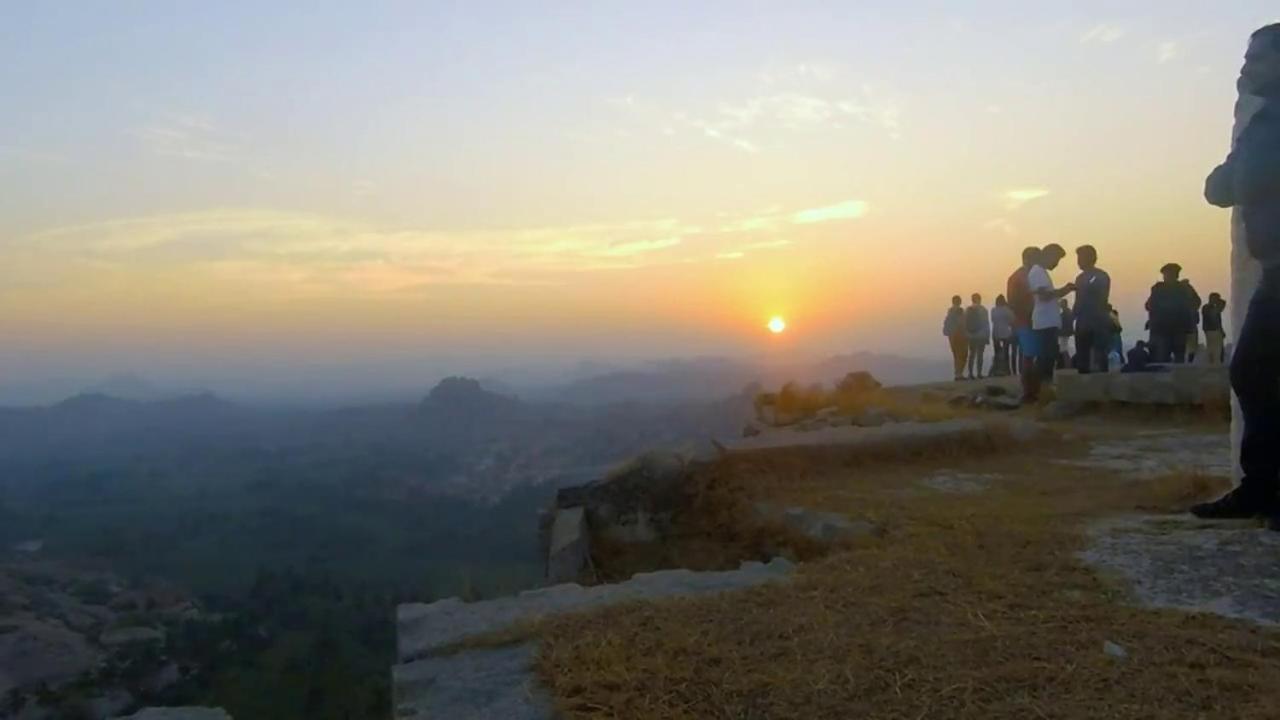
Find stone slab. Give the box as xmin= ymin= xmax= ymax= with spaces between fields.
xmin=397 ymin=558 xmax=795 ymax=663
xmin=1082 ymin=515 xmax=1280 ymax=626
xmin=392 ymin=643 xmax=552 ymax=720
xmin=545 ymin=507 xmax=589 ymax=584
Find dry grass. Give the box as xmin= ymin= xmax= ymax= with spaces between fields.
xmin=531 ymin=422 xmax=1280 ymax=720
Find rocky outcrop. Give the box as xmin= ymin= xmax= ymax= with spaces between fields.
xmin=1055 ymin=366 xmax=1230 ymax=407
xmin=393 ymin=559 xmax=794 ymax=718
xmin=114 ymin=709 xmax=232 ymax=720
xmin=542 ymin=452 xmax=695 ymax=583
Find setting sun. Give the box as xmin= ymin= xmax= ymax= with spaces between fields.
xmin=768 ymin=316 xmax=787 ymax=334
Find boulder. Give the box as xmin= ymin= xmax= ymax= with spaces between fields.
xmin=552 ymin=452 xmax=690 ymax=549
xmin=853 ymin=408 xmax=892 ymax=427
xmin=836 ymin=371 xmax=883 ymax=396
xmin=545 ymin=508 xmax=590 ymax=584
xmin=742 ymin=422 xmax=763 ymax=438
xmin=114 ymin=710 xmax=232 ymax=720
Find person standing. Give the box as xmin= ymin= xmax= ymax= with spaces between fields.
xmin=1183 ymin=276 xmax=1204 ymax=363
xmin=1057 ymin=299 xmax=1075 ymax=369
xmin=1203 ymin=293 xmax=1228 ymax=365
xmin=990 ymin=295 xmax=1016 ymax=377
xmin=1146 ymin=263 xmax=1195 ymax=363
xmin=1194 ymin=23 xmax=1280 ymax=521
xmin=1007 ymin=247 xmax=1041 ymax=397
xmin=1028 ymin=244 xmax=1075 ymax=396
xmin=943 ymin=296 xmax=968 ymax=382
xmin=965 ymin=293 xmax=991 ymax=380
xmin=1073 ymin=245 xmax=1113 ymax=373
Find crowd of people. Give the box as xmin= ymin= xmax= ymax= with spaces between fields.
xmin=942 ymin=246 xmax=1227 ymax=398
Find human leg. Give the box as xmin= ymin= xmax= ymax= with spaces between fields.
xmin=1035 ymin=328 xmax=1059 ymax=385
xmin=1194 ymin=277 xmax=1280 ymax=518
xmin=949 ymin=335 xmax=968 ymax=381
xmin=1075 ymin=331 xmax=1095 ymax=374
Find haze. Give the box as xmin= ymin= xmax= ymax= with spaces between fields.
xmin=3 ymin=2 xmax=1276 ymax=402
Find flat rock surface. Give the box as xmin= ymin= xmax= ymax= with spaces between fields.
xmin=397 ymin=558 xmax=795 ymax=663
xmin=919 ymin=472 xmax=1000 ymax=494
xmin=724 ymin=418 xmax=988 ymax=452
xmin=1082 ymin=515 xmax=1280 ymax=626
xmin=393 ymin=643 xmax=552 ymax=720
xmin=1057 ymin=430 xmax=1231 ymax=479
xmin=114 ymin=709 xmax=233 ymax=720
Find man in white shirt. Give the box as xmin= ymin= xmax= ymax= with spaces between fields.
xmin=1027 ymin=244 xmax=1076 ymax=397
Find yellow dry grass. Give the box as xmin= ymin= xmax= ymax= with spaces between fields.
xmin=532 ymin=420 xmax=1280 ymax=720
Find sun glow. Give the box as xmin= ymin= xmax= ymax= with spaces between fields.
xmin=768 ymin=316 xmax=787 ymax=334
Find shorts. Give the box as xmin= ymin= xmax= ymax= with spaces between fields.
xmin=1016 ymin=328 xmax=1039 ymax=358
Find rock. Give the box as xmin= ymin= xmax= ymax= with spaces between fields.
xmin=947 ymin=394 xmax=974 ymax=408
xmin=982 ymin=384 xmax=1011 ymax=398
xmin=396 ymin=558 xmax=795 ymax=663
xmin=545 ymin=507 xmax=590 ymax=584
xmin=853 ymin=407 xmax=891 ymax=427
xmin=919 ymin=473 xmax=997 ymax=495
xmin=0 ymin=618 xmax=101 ymax=692
xmin=1005 ymin=420 xmax=1044 ymax=444
xmin=815 ymin=407 xmax=840 ymax=421
xmin=742 ymin=422 xmax=763 ymax=438
xmin=393 ymin=643 xmax=552 ymax=720
xmin=100 ymin=626 xmax=165 ymax=647
xmin=114 ymin=709 xmax=232 ymax=720
xmin=984 ymin=396 xmax=1022 ymax=411
xmin=1103 ymin=640 xmax=1129 ymax=660
xmin=781 ymin=507 xmax=877 ymax=543
xmin=88 ymin=690 xmax=134 ymax=719
xmin=1040 ymin=400 xmax=1087 ymax=421
xmin=553 ymin=451 xmax=689 ymax=550
xmin=836 ymin=371 xmax=883 ymax=396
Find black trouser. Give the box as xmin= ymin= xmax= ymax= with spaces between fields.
xmin=1074 ymin=329 xmax=1110 ymax=374
xmin=992 ymin=338 xmax=1011 ymax=376
xmin=1150 ymin=331 xmax=1186 ymax=364
xmin=1034 ymin=328 xmax=1059 ymax=384
xmin=1233 ymin=268 xmax=1280 ymax=500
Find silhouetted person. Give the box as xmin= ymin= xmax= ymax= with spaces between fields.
xmin=1145 ymin=263 xmax=1198 ymax=363
xmin=1057 ymin=299 xmax=1075 ymax=369
xmin=1183 ymin=276 xmax=1204 ymax=362
xmin=966 ymin=293 xmax=991 ymax=379
xmin=1028 ymin=244 xmax=1075 ymax=396
xmin=990 ymin=295 xmax=1016 ymax=377
xmin=1202 ymin=293 xmax=1228 ymax=365
xmin=943 ymin=295 xmax=968 ymax=382
xmin=1195 ymin=24 xmax=1280 ymax=521
xmin=1073 ymin=245 xmax=1113 ymax=373
xmin=1007 ymin=247 xmax=1040 ymax=396
xmin=1122 ymin=341 xmax=1153 ymax=374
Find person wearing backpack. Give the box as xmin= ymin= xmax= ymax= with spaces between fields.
xmin=965 ymin=293 xmax=991 ymax=380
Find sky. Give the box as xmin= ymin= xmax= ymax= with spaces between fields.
xmin=2 ymin=1 xmax=1277 ymax=399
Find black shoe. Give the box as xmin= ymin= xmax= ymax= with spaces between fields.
xmin=1191 ymin=488 xmax=1272 ymax=520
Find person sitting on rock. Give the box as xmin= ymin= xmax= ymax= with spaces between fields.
xmin=1194 ymin=24 xmax=1280 ymax=523
xmin=1121 ymin=341 xmax=1153 ymax=374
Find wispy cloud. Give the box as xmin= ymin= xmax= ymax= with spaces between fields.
xmin=1004 ymin=188 xmax=1051 ymax=209
xmin=133 ymin=113 xmax=240 ymax=163
xmin=1080 ymin=23 xmax=1126 ymax=45
xmin=1157 ymin=41 xmax=1180 ymax=64
xmin=17 ymin=199 xmax=863 ymax=295
xmin=608 ymin=64 xmax=903 ymax=153
xmin=984 ymin=218 xmax=1018 ymax=237
xmin=792 ymin=200 xmax=869 ymax=224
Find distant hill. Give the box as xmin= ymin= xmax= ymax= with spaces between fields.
xmin=551 ymin=353 xmax=950 ymax=405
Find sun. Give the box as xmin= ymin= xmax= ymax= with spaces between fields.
xmin=767 ymin=316 xmax=787 ymax=334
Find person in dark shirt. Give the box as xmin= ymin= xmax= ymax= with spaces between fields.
xmin=1073 ymin=245 xmax=1113 ymax=373
xmin=943 ymin=296 xmax=968 ymax=382
xmin=1145 ymin=263 xmax=1198 ymax=363
xmin=1202 ymin=293 xmax=1227 ymax=365
xmin=1194 ymin=24 xmax=1280 ymax=523
xmin=1122 ymin=341 xmax=1153 ymax=373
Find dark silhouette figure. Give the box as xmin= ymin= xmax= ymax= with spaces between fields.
xmin=1073 ymin=245 xmax=1113 ymax=373
xmin=1194 ymin=24 xmax=1280 ymax=522
xmin=1057 ymin=299 xmax=1075 ymax=369
xmin=1202 ymin=293 xmax=1228 ymax=365
xmin=965 ymin=293 xmax=991 ymax=380
xmin=1122 ymin=341 xmax=1153 ymax=373
xmin=1145 ymin=263 xmax=1199 ymax=363
xmin=990 ymin=295 xmax=1016 ymax=377
xmin=943 ymin=295 xmax=968 ymax=382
